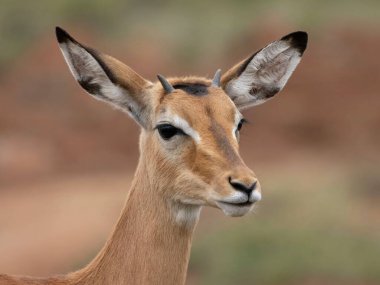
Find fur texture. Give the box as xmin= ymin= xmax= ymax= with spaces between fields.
xmin=0 ymin=27 xmax=307 ymax=285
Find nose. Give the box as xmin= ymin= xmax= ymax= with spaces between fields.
xmin=228 ymin=177 xmax=257 ymax=196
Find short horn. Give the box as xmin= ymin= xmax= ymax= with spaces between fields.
xmin=157 ymin=74 xmax=175 ymax=93
xmin=211 ymin=69 xmax=222 ymax=87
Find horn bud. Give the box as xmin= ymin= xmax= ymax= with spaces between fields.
xmin=211 ymin=69 xmax=222 ymax=87
xmin=157 ymin=74 xmax=175 ymax=93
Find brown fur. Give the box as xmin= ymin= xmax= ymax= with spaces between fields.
xmin=1 ymin=27 xmax=308 ymax=284
xmin=0 ymin=79 xmax=257 ymax=285
xmin=0 ymin=77 xmax=257 ymax=285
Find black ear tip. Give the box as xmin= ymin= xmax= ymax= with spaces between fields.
xmin=55 ymin=26 xmax=67 ymax=43
xmin=282 ymin=31 xmax=308 ymax=55
xmin=55 ymin=26 xmax=76 ymax=44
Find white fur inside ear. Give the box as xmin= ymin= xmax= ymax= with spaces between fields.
xmin=225 ymin=39 xmax=303 ymax=109
xmin=58 ymin=40 xmax=148 ymax=126
xmin=59 ymin=41 xmax=107 ymax=84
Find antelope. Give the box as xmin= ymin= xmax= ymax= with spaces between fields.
xmin=0 ymin=27 xmax=307 ymax=285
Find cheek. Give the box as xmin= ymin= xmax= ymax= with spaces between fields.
xmin=156 ymin=136 xmax=196 ymax=170
xmin=180 ymin=142 xmax=197 ymax=167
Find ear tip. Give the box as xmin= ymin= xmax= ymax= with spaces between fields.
xmin=282 ymin=31 xmax=308 ymax=55
xmin=55 ymin=26 xmax=67 ymax=43
xmin=55 ymin=26 xmax=75 ymax=44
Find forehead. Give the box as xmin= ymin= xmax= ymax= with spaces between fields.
xmin=155 ymin=78 xmax=237 ymax=125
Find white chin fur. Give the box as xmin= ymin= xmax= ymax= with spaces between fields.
xmin=216 ymin=202 xmax=253 ymax=217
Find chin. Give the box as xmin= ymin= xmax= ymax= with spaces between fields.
xmin=216 ymin=202 xmax=254 ymax=217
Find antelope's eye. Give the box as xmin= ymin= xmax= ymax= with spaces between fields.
xmin=235 ymin=118 xmax=246 ymax=140
xmin=237 ymin=118 xmax=246 ymax=132
xmin=156 ymin=124 xmax=184 ymax=140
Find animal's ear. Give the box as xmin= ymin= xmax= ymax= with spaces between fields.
xmin=221 ymin=31 xmax=308 ymax=110
xmin=56 ymin=27 xmax=153 ymax=128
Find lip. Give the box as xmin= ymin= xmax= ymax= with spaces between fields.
xmin=215 ymin=200 xmax=254 ymax=217
xmin=217 ymin=200 xmax=254 ymax=207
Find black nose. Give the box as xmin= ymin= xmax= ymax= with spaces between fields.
xmin=228 ymin=177 xmax=257 ymax=195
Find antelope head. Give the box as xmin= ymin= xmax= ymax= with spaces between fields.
xmin=56 ymin=27 xmax=307 ymax=218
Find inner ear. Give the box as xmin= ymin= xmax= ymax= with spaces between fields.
xmin=221 ymin=31 xmax=308 ymax=110
xmin=63 ymin=44 xmax=112 ymax=98
xmin=56 ymin=27 xmax=152 ymax=128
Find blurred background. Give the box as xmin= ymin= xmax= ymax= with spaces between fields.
xmin=0 ymin=0 xmax=379 ymax=284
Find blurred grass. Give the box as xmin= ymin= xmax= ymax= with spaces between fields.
xmin=1 ymin=0 xmax=380 ymax=71
xmin=189 ymin=167 xmax=380 ymax=284
xmin=191 ymin=224 xmax=380 ymax=284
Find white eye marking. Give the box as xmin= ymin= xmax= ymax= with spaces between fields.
xmin=172 ymin=115 xmax=201 ymax=144
xmin=157 ymin=113 xmax=201 ymax=144
xmin=232 ymin=111 xmax=243 ymax=140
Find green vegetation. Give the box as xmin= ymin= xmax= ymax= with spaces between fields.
xmin=189 ymin=169 xmax=380 ymax=284
xmin=1 ymin=0 xmax=380 ymax=70
xmin=191 ymin=223 xmax=380 ymax=284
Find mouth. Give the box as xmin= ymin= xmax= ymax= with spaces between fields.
xmin=215 ymin=200 xmax=255 ymax=217
xmin=218 ymin=201 xmax=253 ymax=207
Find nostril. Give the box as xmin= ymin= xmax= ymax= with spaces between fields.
xmin=228 ymin=177 xmax=257 ymax=195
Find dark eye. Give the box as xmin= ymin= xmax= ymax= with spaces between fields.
xmin=237 ymin=118 xmax=246 ymax=132
xmin=235 ymin=118 xmax=246 ymax=140
xmin=156 ymin=124 xmax=183 ymax=140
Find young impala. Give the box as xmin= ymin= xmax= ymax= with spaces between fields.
xmin=0 ymin=27 xmax=307 ymax=285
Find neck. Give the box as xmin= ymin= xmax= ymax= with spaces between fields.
xmin=70 ymin=158 xmax=201 ymax=285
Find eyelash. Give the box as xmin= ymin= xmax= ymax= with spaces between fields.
xmin=156 ymin=124 xmax=185 ymax=140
